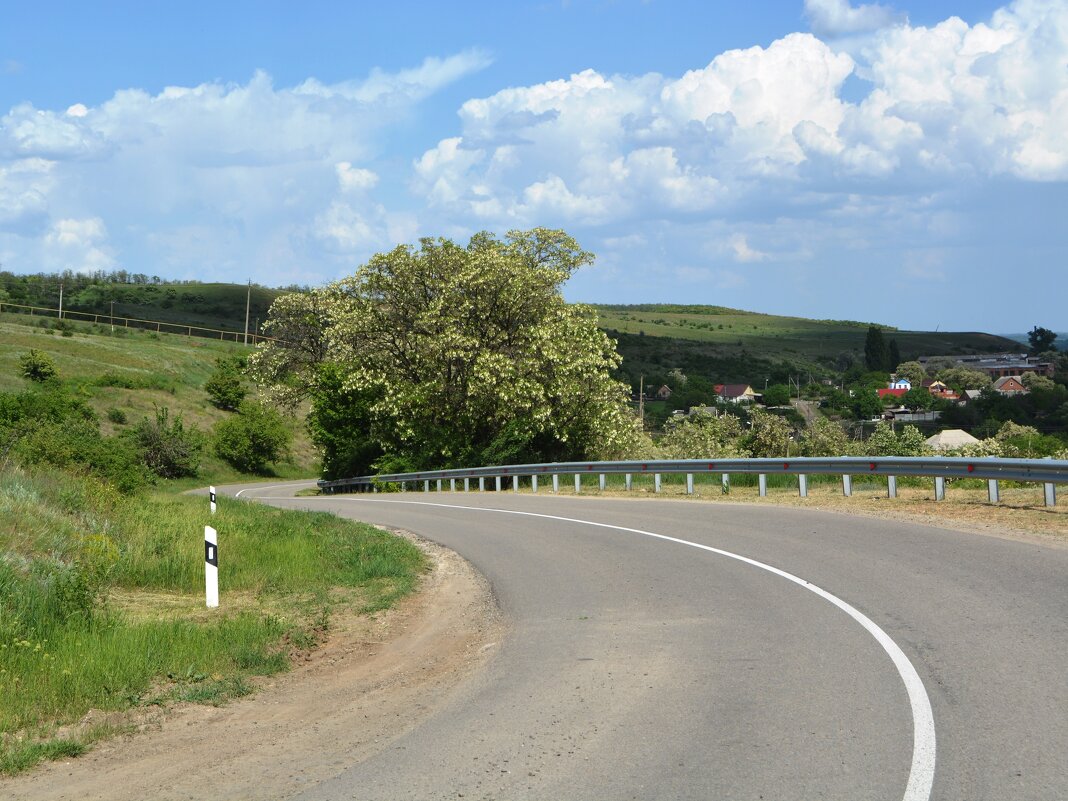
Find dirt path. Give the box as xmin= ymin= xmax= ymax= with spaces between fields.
xmin=791 ymin=398 xmax=820 ymax=427
xmin=3 ymin=532 xmax=503 ymax=801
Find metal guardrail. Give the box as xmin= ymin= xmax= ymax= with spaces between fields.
xmin=318 ymin=456 xmax=1066 ymax=506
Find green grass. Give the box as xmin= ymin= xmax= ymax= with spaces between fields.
xmin=593 ymin=303 xmax=1020 ymax=362
xmin=0 ymin=316 xmax=319 ymax=479
xmin=0 ymin=277 xmax=285 ymax=334
xmin=0 ymin=466 xmax=427 ymax=775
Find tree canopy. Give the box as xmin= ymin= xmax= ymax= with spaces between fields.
xmin=250 ymin=229 xmax=639 ymax=474
xmin=1028 ymin=325 xmax=1057 ymax=355
xmin=864 ymin=326 xmax=891 ymax=371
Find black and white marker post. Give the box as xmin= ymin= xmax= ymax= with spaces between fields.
xmin=205 ymin=486 xmax=218 ymax=608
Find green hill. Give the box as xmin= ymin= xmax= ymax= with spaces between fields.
xmin=0 ymin=316 xmax=316 ymax=480
xmin=593 ymin=304 xmax=1018 ymax=360
xmin=592 ymin=304 xmax=1020 ymax=388
xmin=0 ymin=272 xmax=286 ymax=335
xmin=0 ymin=275 xmax=1024 ymax=389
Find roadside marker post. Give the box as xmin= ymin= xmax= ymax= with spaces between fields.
xmin=209 ymin=485 xmax=217 ymax=515
xmin=205 ymin=525 xmax=219 ymax=608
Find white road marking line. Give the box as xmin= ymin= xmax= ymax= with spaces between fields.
xmin=234 ymin=481 xmax=317 ymax=498
xmin=249 ymin=494 xmax=937 ymax=801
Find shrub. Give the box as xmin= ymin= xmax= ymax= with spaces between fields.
xmin=130 ymin=406 xmax=204 ymax=478
xmin=204 ymin=357 xmax=247 ymax=411
xmin=106 ymin=408 xmax=128 ymax=425
xmin=18 ymin=350 xmax=58 ymax=382
xmin=213 ymin=401 xmax=291 ymax=473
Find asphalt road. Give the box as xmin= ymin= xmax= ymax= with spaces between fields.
xmin=227 ymin=481 xmax=1068 ymax=801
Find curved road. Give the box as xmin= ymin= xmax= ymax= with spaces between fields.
xmin=230 ymin=482 xmax=1067 ymax=801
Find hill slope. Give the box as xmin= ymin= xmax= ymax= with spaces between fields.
xmin=0 ymin=316 xmax=316 ymax=480
xmin=593 ymin=304 xmax=1019 ymax=360
xmin=0 ymin=273 xmax=285 ymax=334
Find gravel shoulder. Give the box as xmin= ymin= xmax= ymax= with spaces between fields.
xmin=2 ymin=530 xmax=504 ymax=801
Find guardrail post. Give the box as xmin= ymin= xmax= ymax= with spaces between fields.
xmin=887 ymin=475 xmax=897 ymax=498
xmin=450 ymin=478 xmax=456 ymax=492
xmin=599 ymin=474 xmax=606 ymax=491
xmin=842 ymin=474 xmax=852 ymax=497
xmin=424 ymin=480 xmax=429 ymax=493
xmin=400 ymin=481 xmax=406 ymax=492
xmin=987 ymin=478 xmax=999 ymax=504
xmin=625 ymin=474 xmax=632 ymax=491
xmin=479 ymin=477 xmax=485 ymax=492
xmin=654 ymin=473 xmax=661 ymax=493
xmin=495 ymin=476 xmax=502 ymax=492
xmin=532 ymin=475 xmax=538 ymax=493
xmin=436 ymin=479 xmax=442 ymax=492
xmin=1044 ymin=482 xmax=1056 ymax=507
xmin=686 ymin=473 xmax=694 ymax=495
xmin=798 ymin=474 xmax=808 ymax=497
xmin=575 ymin=474 xmax=581 ymax=493
xmin=513 ymin=475 xmax=520 ymax=493
xmin=553 ymin=474 xmax=559 ymax=494
xmin=934 ymin=476 xmax=946 ymax=501
xmin=758 ymin=474 xmax=767 ymax=497
xmin=722 ymin=474 xmax=730 ymax=493
xmin=464 ymin=477 xmax=470 ymax=492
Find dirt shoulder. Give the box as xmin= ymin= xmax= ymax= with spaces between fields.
xmin=3 ymin=531 xmax=504 ymax=801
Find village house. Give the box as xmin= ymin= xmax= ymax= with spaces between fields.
xmin=921 ymin=379 xmax=960 ymax=401
xmin=992 ymin=376 xmax=1028 ymax=396
xmin=714 ymin=383 xmax=758 ymax=404
xmin=655 ymin=384 xmax=673 ymax=400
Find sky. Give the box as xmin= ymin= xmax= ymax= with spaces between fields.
xmin=1 ymin=0 xmax=1064 ymax=332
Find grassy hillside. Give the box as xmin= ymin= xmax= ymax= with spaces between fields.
xmin=0 ymin=273 xmax=285 ymax=334
xmin=593 ymin=304 xmax=1020 ymax=362
xmin=0 ymin=311 xmax=432 ymax=774
xmin=0 ymin=465 xmax=424 ymax=774
xmin=0 ymin=314 xmax=317 ymax=480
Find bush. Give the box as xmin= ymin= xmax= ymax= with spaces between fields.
xmin=213 ymin=401 xmax=291 ymax=473
xmin=762 ymin=384 xmax=791 ymax=406
xmin=106 ymin=408 xmax=128 ymax=425
xmin=130 ymin=406 xmax=204 ymax=478
xmin=18 ymin=350 xmax=58 ymax=382
xmin=204 ymin=357 xmax=247 ymax=411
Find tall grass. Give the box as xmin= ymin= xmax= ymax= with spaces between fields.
xmin=0 ymin=467 xmax=425 ymax=775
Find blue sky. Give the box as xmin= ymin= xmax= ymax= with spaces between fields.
xmin=1 ymin=0 xmax=1063 ymax=332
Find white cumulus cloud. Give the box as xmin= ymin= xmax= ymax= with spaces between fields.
xmin=805 ymin=0 xmax=902 ymax=38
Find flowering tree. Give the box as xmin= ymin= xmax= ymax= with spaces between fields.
xmin=744 ymin=408 xmax=794 ymax=457
xmin=250 ymin=229 xmax=639 ymax=473
xmin=659 ymin=411 xmax=749 ymax=459
xmin=800 ymin=418 xmax=855 ymax=457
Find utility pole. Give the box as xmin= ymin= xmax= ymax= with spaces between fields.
xmin=243 ymin=280 xmax=251 ymax=345
xmin=110 ymin=300 xmax=114 ymax=333
xmin=58 ymin=281 xmax=64 ymax=320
